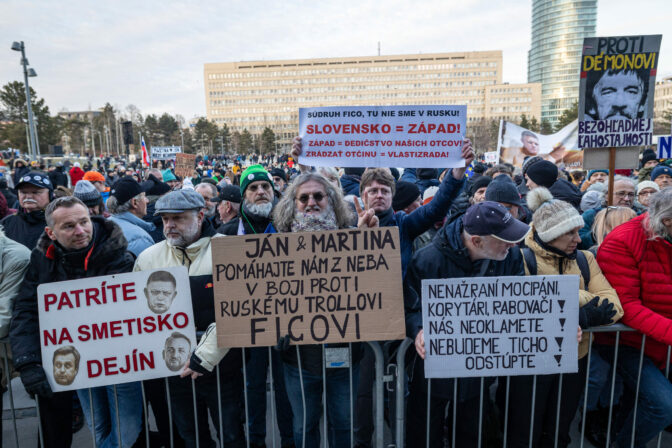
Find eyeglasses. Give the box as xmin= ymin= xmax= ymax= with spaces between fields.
xmin=297 ymin=192 xmax=325 ymax=204
xmin=638 ymin=191 xmax=655 ymax=197
xmin=614 ymin=191 xmax=635 ymax=198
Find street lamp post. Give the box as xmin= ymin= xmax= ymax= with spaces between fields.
xmin=11 ymin=41 xmax=39 ymax=159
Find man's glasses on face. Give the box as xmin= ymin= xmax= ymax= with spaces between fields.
xmin=614 ymin=191 xmax=635 ymax=199
xmin=297 ymin=192 xmax=325 ymax=204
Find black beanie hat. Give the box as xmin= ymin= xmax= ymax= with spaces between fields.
xmin=344 ymin=167 xmax=365 ymax=176
xmin=392 ymin=181 xmax=420 ymax=211
xmin=469 ymin=176 xmax=492 ymax=197
xmin=417 ymin=168 xmax=438 ymax=180
xmin=641 ymin=149 xmax=658 ymax=168
xmin=525 ymin=160 xmax=558 ymax=189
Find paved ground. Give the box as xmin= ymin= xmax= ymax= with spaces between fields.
xmin=3 ymin=376 xmax=671 ymax=447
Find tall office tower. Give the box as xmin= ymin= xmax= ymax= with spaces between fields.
xmin=528 ymin=0 xmax=597 ymax=126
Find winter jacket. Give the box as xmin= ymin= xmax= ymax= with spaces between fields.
xmin=218 ymin=206 xmax=273 ymax=236
xmin=399 ymin=168 xmax=440 ymax=194
xmin=522 ymin=227 xmax=623 ymax=359
xmin=110 ymin=211 xmax=156 ymax=257
xmin=143 ymin=199 xmax=165 ymax=243
xmin=596 ymin=214 xmax=672 ymax=368
xmin=48 ymin=168 xmax=68 ymax=188
xmin=0 ymin=209 xmax=47 ymax=250
xmin=9 ymin=217 xmax=134 ymax=372
xmin=0 ymin=231 xmax=30 ymax=338
xmin=0 ymin=188 xmax=18 ymax=209
xmin=377 ymin=170 xmax=465 ymax=277
xmin=404 ymin=218 xmax=525 ymax=398
xmin=133 ymin=220 xmax=242 ymax=377
xmin=340 ymin=174 xmax=361 ymax=197
xmin=69 ymin=167 xmax=85 ymax=186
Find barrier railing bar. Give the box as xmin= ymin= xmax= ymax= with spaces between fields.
xmin=322 ymin=345 xmax=327 ymax=448
xmin=140 ymin=381 xmax=149 ymax=448
xmin=190 ymin=378 xmax=199 ymax=448
xmin=2 ymin=353 xmax=19 ymax=448
xmin=503 ymin=376 xmax=510 ymax=448
xmin=554 ymin=373 xmax=563 ymax=448
xmin=630 ymin=335 xmax=646 ymax=448
xmin=88 ymin=387 xmax=96 ymax=448
xmin=165 ymin=377 xmax=174 ymax=448
xmin=216 ymin=364 xmax=224 ymax=448
xmin=394 ymin=338 xmax=412 ymax=447
xmin=113 ymin=385 xmax=122 ymax=448
xmin=451 ymin=378 xmax=457 ymax=448
xmin=35 ymin=395 xmax=44 ymax=448
xmin=268 ymin=348 xmax=277 ymax=448
xmin=425 ymin=378 xmax=431 ymax=448
xmin=477 ymin=377 xmax=484 ymax=448
xmin=295 ymin=346 xmax=306 ymax=448
xmin=605 ymin=331 xmax=621 ymax=447
xmin=368 ymin=341 xmax=385 ymax=448
xmin=579 ymin=332 xmax=593 ymax=448
xmin=349 ymin=342 xmax=354 ymax=447
xmin=242 ymin=347 xmax=250 ymax=448
xmin=528 ymin=375 xmax=537 ymax=448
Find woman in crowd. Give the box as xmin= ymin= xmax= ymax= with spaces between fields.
xmin=635 ymin=180 xmax=660 ymax=210
xmin=499 ymin=187 xmax=623 ymax=447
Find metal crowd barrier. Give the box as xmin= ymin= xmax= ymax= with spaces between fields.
xmin=3 ymin=325 xmax=672 ymax=447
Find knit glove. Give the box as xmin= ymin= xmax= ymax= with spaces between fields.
xmin=579 ymin=297 xmax=616 ymax=329
xmin=20 ymin=364 xmax=53 ymax=399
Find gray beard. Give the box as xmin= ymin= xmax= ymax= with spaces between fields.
xmin=290 ymin=208 xmax=338 ymax=232
xmin=244 ymin=202 xmax=273 ymax=218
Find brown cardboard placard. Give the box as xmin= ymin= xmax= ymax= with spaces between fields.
xmin=211 ymin=227 xmax=406 ymax=347
xmin=174 ymin=153 xmax=196 ymax=179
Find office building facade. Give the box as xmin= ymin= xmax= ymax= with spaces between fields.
xmin=528 ymin=0 xmax=597 ymax=126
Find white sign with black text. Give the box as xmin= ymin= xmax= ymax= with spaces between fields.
xmin=422 ymin=275 xmax=579 ymax=378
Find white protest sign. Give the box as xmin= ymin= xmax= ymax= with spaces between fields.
xmin=151 ymin=146 xmax=182 ymax=160
xmin=299 ymin=105 xmax=467 ymax=168
xmin=421 ymin=275 xmax=579 ymax=378
xmin=658 ymin=136 xmax=672 ymax=159
xmin=483 ymin=151 xmax=499 ymax=164
xmin=38 ymin=267 xmax=197 ymax=391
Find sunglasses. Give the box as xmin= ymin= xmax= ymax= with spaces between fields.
xmin=297 ymin=192 xmax=325 ymax=204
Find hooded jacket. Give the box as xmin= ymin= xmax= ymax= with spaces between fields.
xmin=0 ymin=230 xmax=30 ymax=339
xmin=69 ymin=166 xmax=85 ymax=186
xmin=340 ymin=174 xmax=361 ymax=197
xmin=549 ymin=178 xmax=583 ymax=211
xmin=110 ymin=211 xmax=156 ymax=257
xmin=48 ymin=167 xmax=68 ymax=188
xmin=133 ymin=219 xmax=242 ymax=376
xmin=1 ymin=208 xmax=48 ymax=250
xmin=596 ymin=214 xmax=672 ymax=368
xmin=523 ymin=226 xmax=623 ymax=358
xmin=9 ymin=217 xmax=134 ymax=371
xmin=404 ymin=218 xmax=524 ymax=398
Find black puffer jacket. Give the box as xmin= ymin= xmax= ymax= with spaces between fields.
xmin=48 ymin=167 xmax=68 ymax=188
xmin=549 ymin=178 xmax=583 ymax=211
xmin=1 ymin=209 xmax=48 ymax=250
xmin=404 ymin=218 xmax=525 ymax=398
xmin=10 ymin=217 xmax=134 ymax=372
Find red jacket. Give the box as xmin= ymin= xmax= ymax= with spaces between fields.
xmin=69 ymin=167 xmax=84 ymax=186
xmin=596 ymin=213 xmax=672 ymax=367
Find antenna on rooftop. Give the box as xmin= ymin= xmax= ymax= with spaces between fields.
xmin=378 ymin=42 xmax=381 ymax=56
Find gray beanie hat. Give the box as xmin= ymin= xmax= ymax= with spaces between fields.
xmin=73 ymin=180 xmax=102 ymax=208
xmin=580 ymin=190 xmax=606 ymax=213
xmin=527 ymin=187 xmax=584 ymax=243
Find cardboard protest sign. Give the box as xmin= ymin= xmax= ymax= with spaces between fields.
xmin=298 ymin=105 xmax=467 ymax=168
xmin=212 ymin=228 xmax=405 ymax=347
xmin=422 ymin=275 xmax=579 ymax=378
xmin=578 ymin=35 xmax=662 ymax=149
xmin=175 ymin=153 xmax=196 ymax=178
xmin=38 ymin=267 xmax=196 ymax=391
xmin=497 ymin=120 xmax=582 ymax=169
xmin=151 ymin=146 xmax=182 ymax=160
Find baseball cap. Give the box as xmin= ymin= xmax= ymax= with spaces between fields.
xmin=217 ymin=184 xmax=242 ymax=204
xmin=110 ymin=176 xmax=147 ymax=204
xmin=462 ymin=201 xmax=530 ymax=243
xmin=16 ymin=171 xmax=53 ymax=191
xmin=154 ymin=189 xmax=205 ymax=215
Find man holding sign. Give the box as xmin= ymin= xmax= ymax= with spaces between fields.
xmin=403 ymin=201 xmax=530 ymax=447
xmin=10 ymin=196 xmax=141 ymax=448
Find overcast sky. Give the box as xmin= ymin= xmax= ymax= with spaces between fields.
xmin=1 ymin=0 xmax=670 ymax=121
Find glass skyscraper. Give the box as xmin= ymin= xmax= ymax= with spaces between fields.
xmin=528 ymin=0 xmax=597 ymax=126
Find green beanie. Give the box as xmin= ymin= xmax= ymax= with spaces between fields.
xmin=162 ymin=169 xmax=177 ymax=182
xmin=240 ymin=165 xmax=274 ymax=195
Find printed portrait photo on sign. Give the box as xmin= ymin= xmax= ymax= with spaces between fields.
xmin=145 ymin=270 xmax=178 ymax=314
xmin=163 ymin=332 xmax=191 ymax=372
xmin=53 ymin=345 xmax=80 ymax=386
xmin=584 ymin=67 xmax=650 ymax=121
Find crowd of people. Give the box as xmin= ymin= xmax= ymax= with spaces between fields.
xmin=0 ymin=140 xmax=670 ymax=448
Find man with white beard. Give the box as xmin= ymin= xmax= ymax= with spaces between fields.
xmin=133 ymin=189 xmax=244 ymax=446
xmin=218 ymin=164 xmax=277 ymax=236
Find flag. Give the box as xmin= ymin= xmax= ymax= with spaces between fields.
xmin=141 ymin=137 xmax=150 ymax=166
xmin=465 ymin=162 xmax=475 ymax=179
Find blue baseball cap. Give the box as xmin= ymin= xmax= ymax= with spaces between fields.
xmin=463 ymin=201 xmax=530 ymax=243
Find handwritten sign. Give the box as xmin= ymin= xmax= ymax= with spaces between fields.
xmin=298 ymin=105 xmax=467 ymax=168
xmin=212 ymin=228 xmax=406 ymax=347
xmin=422 ymin=275 xmax=579 ymax=378
xmin=175 ymin=153 xmax=196 ymax=178
xmin=38 ymin=267 xmax=197 ymax=391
